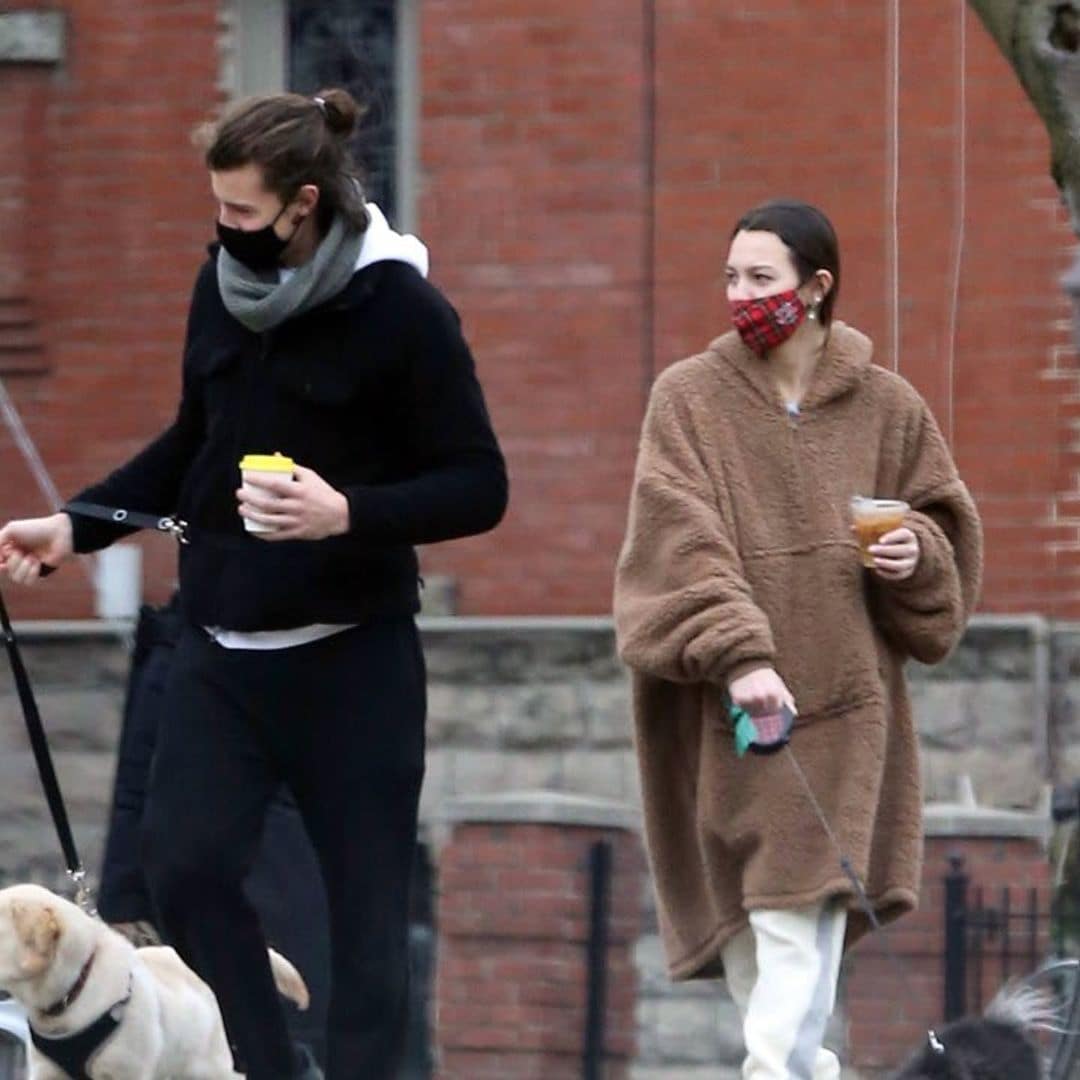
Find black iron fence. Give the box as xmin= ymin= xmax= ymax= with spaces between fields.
xmin=942 ymin=853 xmax=1080 ymax=1077
xmin=942 ymin=787 xmax=1080 ymax=1077
xmin=942 ymin=852 xmax=1049 ymax=1019
xmin=583 ymin=839 xmax=614 ymax=1080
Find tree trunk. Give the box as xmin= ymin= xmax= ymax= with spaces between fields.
xmin=967 ymin=0 xmax=1080 ymax=327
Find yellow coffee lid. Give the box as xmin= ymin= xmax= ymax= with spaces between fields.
xmin=239 ymin=452 xmax=295 ymax=473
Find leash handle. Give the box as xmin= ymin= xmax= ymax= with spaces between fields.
xmin=30 ymin=500 xmax=189 ymax=579
xmin=0 ymin=589 xmax=91 ymax=906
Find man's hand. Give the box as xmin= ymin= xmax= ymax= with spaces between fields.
xmin=237 ymin=464 xmax=350 ymax=541
xmin=869 ymin=526 xmax=920 ymax=582
xmin=0 ymin=513 xmax=74 ymax=584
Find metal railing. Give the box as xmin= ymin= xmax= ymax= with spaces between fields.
xmin=583 ymin=840 xmax=614 ymax=1080
xmin=943 ymin=846 xmax=1080 ymax=1078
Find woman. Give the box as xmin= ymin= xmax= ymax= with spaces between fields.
xmin=613 ymin=199 xmax=981 ymax=1078
xmin=0 ymin=89 xmax=506 ymax=1080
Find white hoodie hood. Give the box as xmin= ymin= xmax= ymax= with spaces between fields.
xmin=355 ymin=202 xmax=429 ymax=278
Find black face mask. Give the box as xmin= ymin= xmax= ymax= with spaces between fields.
xmin=216 ymin=203 xmax=299 ymax=271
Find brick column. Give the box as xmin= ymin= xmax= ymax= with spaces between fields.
xmin=435 ymin=791 xmax=644 ymax=1080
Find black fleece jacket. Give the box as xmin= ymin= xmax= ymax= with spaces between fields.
xmin=69 ymin=255 xmax=507 ymax=630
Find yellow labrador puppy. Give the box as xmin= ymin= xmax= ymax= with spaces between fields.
xmin=0 ymin=883 xmax=309 ymax=1079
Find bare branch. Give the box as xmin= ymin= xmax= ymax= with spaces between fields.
xmin=969 ymin=2 xmax=1080 ymax=203
xmin=969 ymin=0 xmax=1080 ymax=333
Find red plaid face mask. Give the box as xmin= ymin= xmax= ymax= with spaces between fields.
xmin=731 ymin=289 xmax=807 ymax=354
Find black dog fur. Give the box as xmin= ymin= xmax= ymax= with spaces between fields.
xmin=891 ymin=985 xmax=1052 ymax=1080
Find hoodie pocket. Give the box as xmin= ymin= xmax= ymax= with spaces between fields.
xmin=744 ymin=542 xmax=886 ymax=721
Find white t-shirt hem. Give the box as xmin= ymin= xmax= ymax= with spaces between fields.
xmin=203 ymin=624 xmax=358 ymax=650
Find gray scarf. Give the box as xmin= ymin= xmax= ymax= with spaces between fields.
xmin=216 ymin=212 xmax=365 ymax=333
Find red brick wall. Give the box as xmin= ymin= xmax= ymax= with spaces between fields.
xmin=435 ymin=820 xmax=643 ymax=1079
xmin=419 ymin=2 xmax=1079 ymax=615
xmin=845 ymin=833 xmax=1053 ymax=1073
xmin=1 ymin=2 xmax=1076 ymax=618
xmin=0 ymin=0 xmax=221 ymax=620
xmin=417 ymin=0 xmax=650 ymax=615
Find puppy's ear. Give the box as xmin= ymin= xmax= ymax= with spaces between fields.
xmin=10 ymin=900 xmax=62 ymax=976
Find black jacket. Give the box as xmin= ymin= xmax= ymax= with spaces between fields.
xmin=69 ymin=256 xmax=507 ymax=630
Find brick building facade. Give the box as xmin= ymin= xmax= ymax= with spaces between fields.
xmin=0 ymin=1 xmax=1075 ymax=618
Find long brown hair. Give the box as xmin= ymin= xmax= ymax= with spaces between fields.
xmin=194 ymin=88 xmax=369 ymax=233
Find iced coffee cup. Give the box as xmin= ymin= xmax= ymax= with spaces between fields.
xmin=850 ymin=496 xmax=909 ymax=568
xmin=238 ymin=452 xmax=295 ymax=534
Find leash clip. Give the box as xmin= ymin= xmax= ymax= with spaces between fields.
xmin=67 ymin=867 xmax=97 ymax=917
xmin=156 ymin=517 xmax=189 ymax=545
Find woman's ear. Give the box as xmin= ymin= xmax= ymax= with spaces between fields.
xmin=814 ymin=269 xmax=834 ymax=302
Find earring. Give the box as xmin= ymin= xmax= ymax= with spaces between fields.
xmin=807 ymin=296 xmax=822 ymax=321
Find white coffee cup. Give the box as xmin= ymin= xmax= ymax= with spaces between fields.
xmin=238 ymin=452 xmax=295 ymax=533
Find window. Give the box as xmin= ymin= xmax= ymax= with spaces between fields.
xmin=226 ymin=0 xmax=416 ymax=229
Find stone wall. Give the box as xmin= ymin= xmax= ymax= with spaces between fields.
xmin=0 ymin=613 xmax=1059 ymax=1075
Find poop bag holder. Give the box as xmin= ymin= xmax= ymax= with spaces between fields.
xmin=729 ymin=702 xmax=796 ymax=757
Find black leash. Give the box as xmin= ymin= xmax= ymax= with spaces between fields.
xmin=0 ymin=588 xmax=95 ymax=913
xmin=64 ymin=501 xmax=189 ymax=544
xmin=0 ymin=500 xmax=186 ymax=912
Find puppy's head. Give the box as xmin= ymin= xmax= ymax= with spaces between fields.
xmin=0 ymin=884 xmax=66 ymax=987
xmin=892 ymin=1017 xmax=1043 ymax=1080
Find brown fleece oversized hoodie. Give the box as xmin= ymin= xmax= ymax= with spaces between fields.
xmin=613 ymin=322 xmax=982 ymax=981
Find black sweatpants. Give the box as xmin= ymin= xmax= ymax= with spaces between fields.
xmin=140 ymin=618 xmax=426 ymax=1080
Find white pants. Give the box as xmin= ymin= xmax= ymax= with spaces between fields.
xmin=721 ymin=901 xmax=848 ymax=1080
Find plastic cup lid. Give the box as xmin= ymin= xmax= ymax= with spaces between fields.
xmin=239 ymin=452 xmax=295 ymax=473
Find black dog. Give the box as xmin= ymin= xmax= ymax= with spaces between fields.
xmin=892 ymin=985 xmax=1053 ymax=1079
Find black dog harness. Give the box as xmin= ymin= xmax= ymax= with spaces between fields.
xmin=28 ymin=951 xmax=132 ymax=1080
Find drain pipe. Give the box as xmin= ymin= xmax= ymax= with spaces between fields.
xmin=1032 ymin=614 xmax=1052 ymax=782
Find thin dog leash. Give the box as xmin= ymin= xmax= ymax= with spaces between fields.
xmin=735 ymin=705 xmax=1080 ymax=1059
xmin=731 ymin=705 xmax=930 ymax=1027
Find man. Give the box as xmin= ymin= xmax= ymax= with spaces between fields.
xmin=0 ymin=88 xmax=507 ymax=1079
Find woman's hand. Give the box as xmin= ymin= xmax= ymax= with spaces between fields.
xmin=236 ymin=465 xmax=350 ymax=541
xmin=0 ymin=513 xmax=74 ymax=585
xmin=870 ymin=526 xmax=920 ymax=582
xmin=727 ymin=666 xmax=797 ymax=717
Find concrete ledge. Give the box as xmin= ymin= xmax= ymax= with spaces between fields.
xmin=0 ymin=11 xmax=65 ymax=64
xmin=442 ymin=789 xmax=638 ymax=830
xmin=10 ymin=619 xmax=134 ymax=641
xmin=924 ymin=800 xmax=1049 ymax=840
xmin=11 ymin=610 xmax=1047 ymax=636
xmin=424 ymin=612 xmax=1042 ymax=636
